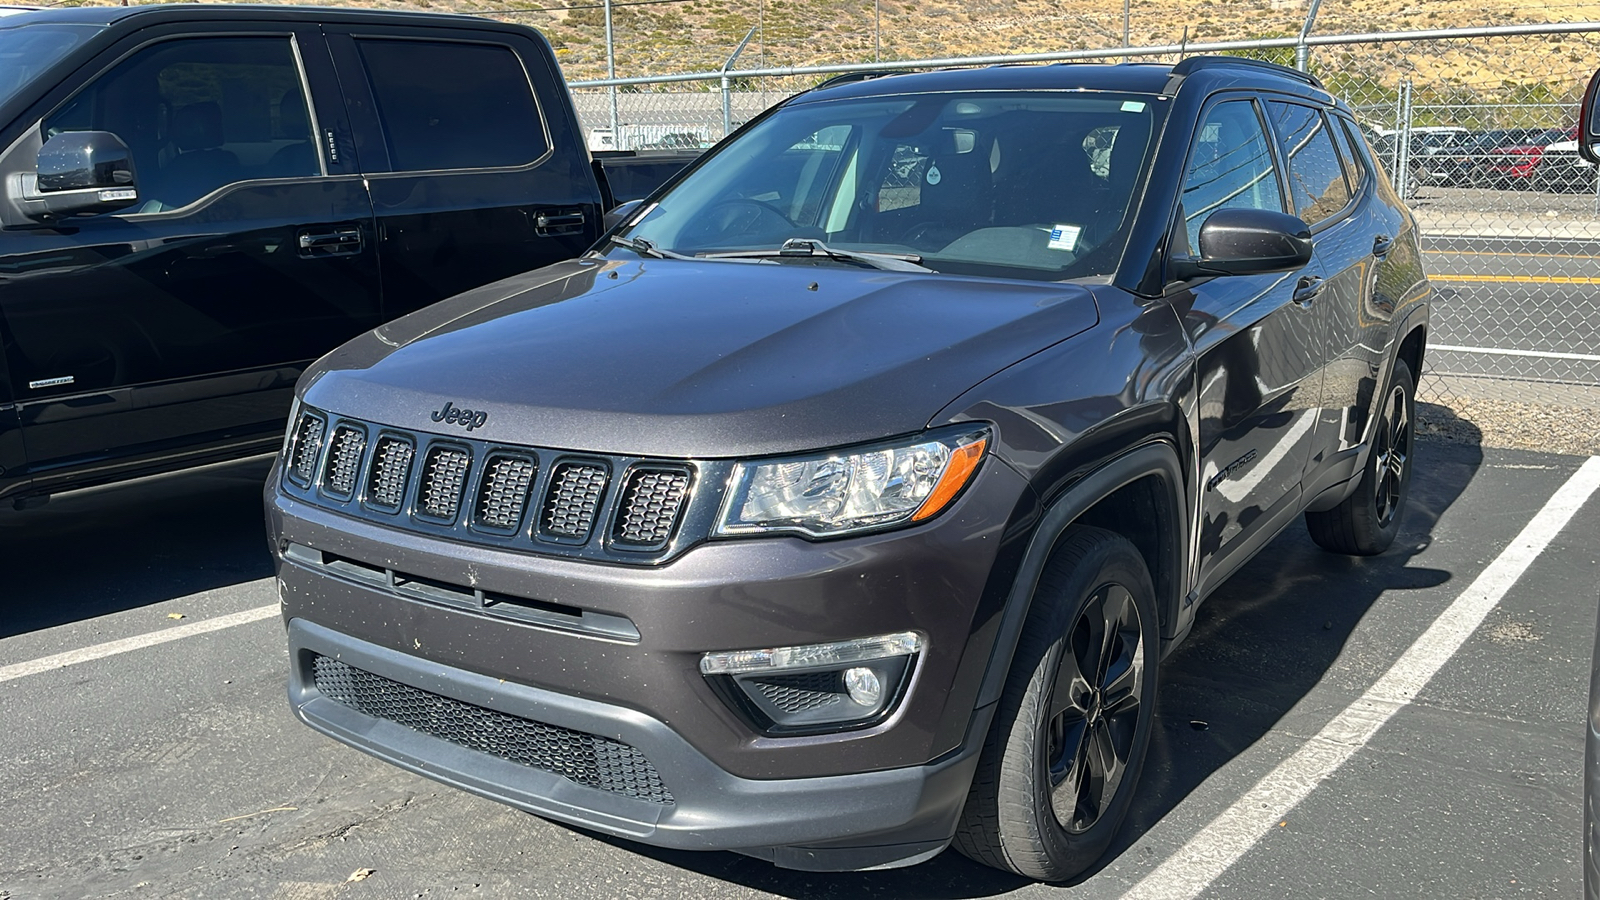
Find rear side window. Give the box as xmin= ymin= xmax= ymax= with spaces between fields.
xmin=356 ymin=39 xmax=548 ymax=171
xmin=1268 ymin=101 xmax=1351 ymax=226
xmin=1329 ymin=116 xmax=1369 ymax=192
xmin=1180 ymin=99 xmax=1284 ymax=251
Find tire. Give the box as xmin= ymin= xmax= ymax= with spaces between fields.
xmin=954 ymin=526 xmax=1159 ymax=881
xmin=1305 ymin=359 xmax=1415 ymax=556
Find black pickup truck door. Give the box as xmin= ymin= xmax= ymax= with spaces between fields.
xmin=323 ymin=24 xmax=603 ymax=321
xmin=1178 ymin=96 xmax=1327 ymax=598
xmin=0 ymin=23 xmax=379 ymax=489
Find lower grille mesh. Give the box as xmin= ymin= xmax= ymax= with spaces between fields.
xmin=755 ymin=671 xmax=845 ymax=714
xmin=311 ymin=655 xmax=674 ymax=804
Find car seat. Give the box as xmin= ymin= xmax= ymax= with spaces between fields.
xmin=266 ymin=89 xmax=319 ymax=178
xmin=159 ymin=101 xmax=240 ymax=207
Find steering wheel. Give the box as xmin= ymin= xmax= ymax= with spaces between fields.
xmin=685 ymin=197 xmax=795 ymax=244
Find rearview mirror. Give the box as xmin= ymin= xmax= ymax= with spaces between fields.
xmin=1171 ymin=208 xmax=1314 ymax=280
xmin=1581 ymin=69 xmax=1600 ymax=166
xmin=26 ymin=130 xmax=140 ymax=219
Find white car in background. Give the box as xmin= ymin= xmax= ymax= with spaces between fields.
xmin=1533 ymin=138 xmax=1597 ymax=192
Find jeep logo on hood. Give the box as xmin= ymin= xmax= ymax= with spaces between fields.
xmin=431 ymin=401 xmax=488 ymax=432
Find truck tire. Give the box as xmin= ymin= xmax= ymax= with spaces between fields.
xmin=1306 ymin=359 xmax=1415 ymax=556
xmin=954 ymin=526 xmax=1158 ymax=881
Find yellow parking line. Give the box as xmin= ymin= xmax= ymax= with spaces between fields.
xmin=1429 ymin=274 xmax=1600 ymax=285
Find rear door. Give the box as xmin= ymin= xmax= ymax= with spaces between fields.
xmin=1176 ymin=95 xmax=1327 ymax=596
xmin=0 ymin=22 xmax=379 ymax=486
xmin=323 ymin=23 xmax=602 ymax=320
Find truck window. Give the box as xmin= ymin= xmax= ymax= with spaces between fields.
xmin=1267 ymin=101 xmax=1352 ymax=227
xmin=0 ymin=23 xmax=102 ymax=109
xmin=1180 ymin=99 xmax=1284 ymax=251
xmin=42 ymin=36 xmax=320 ymax=212
xmin=355 ymin=39 xmax=549 ymax=172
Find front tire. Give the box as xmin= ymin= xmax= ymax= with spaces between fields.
xmin=954 ymin=526 xmax=1158 ymax=881
xmin=1306 ymin=359 xmax=1415 ymax=555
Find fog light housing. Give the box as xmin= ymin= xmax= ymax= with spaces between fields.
xmin=700 ymin=632 xmax=922 ymax=734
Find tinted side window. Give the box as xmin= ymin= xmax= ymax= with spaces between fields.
xmin=43 ymin=36 xmax=319 ymax=212
xmin=1180 ymin=99 xmax=1284 ymax=251
xmin=1330 ymin=116 xmax=1370 ymax=191
xmin=1267 ymin=101 xmax=1350 ymax=226
xmin=356 ymin=39 xmax=548 ymax=171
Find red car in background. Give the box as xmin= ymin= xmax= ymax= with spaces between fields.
xmin=1484 ymin=126 xmax=1576 ymax=188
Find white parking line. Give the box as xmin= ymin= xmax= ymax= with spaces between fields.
xmin=1430 ymin=343 xmax=1600 ymax=363
xmin=0 ymin=602 xmax=279 ymax=685
xmin=1122 ymin=455 xmax=1600 ymax=900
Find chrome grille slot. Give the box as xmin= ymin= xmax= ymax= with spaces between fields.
xmin=365 ymin=435 xmax=415 ymax=512
xmin=541 ymin=462 xmax=608 ymax=540
xmin=474 ymin=454 xmax=538 ymax=532
xmin=321 ymin=424 xmax=367 ymax=500
xmin=613 ymin=468 xmax=690 ymax=548
xmin=287 ymin=413 xmax=326 ymax=487
xmin=416 ymin=445 xmax=471 ymax=522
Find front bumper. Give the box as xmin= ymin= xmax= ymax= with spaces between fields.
xmin=269 ymin=457 xmax=1032 ymax=869
xmin=289 ymin=617 xmax=987 ymax=870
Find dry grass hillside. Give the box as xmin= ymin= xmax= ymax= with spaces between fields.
xmin=58 ymin=0 xmax=1600 ymax=104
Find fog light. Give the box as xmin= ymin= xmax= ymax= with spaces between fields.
xmin=700 ymin=631 xmax=922 ymax=734
xmin=844 ymin=666 xmax=881 ymax=706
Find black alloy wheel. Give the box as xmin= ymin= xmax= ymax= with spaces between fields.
xmin=955 ymin=526 xmax=1159 ymax=881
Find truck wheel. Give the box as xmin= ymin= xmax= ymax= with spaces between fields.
xmin=954 ymin=526 xmax=1158 ymax=881
xmin=1306 ymin=359 xmax=1415 ymax=556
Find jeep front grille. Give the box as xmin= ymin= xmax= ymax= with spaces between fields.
xmin=475 ymin=454 xmax=538 ymax=531
xmin=321 ymin=425 xmax=366 ymax=500
xmin=279 ymin=406 xmax=703 ymax=563
xmin=366 ymin=436 xmax=415 ymax=512
xmin=613 ymin=469 xmax=690 ymax=547
xmin=542 ymin=463 xmax=608 ymax=539
xmin=311 ymin=655 xmax=673 ymax=804
xmin=417 ymin=446 xmax=471 ymax=522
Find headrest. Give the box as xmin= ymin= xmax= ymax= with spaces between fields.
xmin=173 ymin=102 xmax=224 ymax=152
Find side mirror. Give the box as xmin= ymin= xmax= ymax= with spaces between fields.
xmin=1171 ymin=207 xmax=1313 ymax=280
xmin=1580 ymin=69 xmax=1600 ymax=165
xmin=27 ymin=131 xmax=140 ymax=219
xmin=602 ymin=198 xmax=644 ymax=232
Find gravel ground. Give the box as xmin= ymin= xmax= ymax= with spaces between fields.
xmin=1417 ymin=395 xmax=1600 ymax=456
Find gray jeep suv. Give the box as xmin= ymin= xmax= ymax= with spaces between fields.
xmin=266 ymin=56 xmax=1429 ymax=880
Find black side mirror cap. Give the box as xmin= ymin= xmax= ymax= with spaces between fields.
xmin=1173 ymin=207 xmax=1314 ymax=280
xmin=26 ymin=131 xmax=140 ymax=219
xmin=1580 ymin=69 xmax=1600 ymax=166
xmin=602 ymin=198 xmax=645 ymax=232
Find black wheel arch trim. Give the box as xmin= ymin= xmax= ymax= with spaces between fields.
xmin=972 ymin=439 xmax=1188 ymax=712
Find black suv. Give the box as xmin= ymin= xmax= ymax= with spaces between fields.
xmin=267 ymin=57 xmax=1429 ymax=880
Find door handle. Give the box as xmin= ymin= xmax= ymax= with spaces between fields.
xmin=534 ymin=210 xmax=586 ymax=235
xmin=1372 ymin=234 xmax=1393 ymax=258
xmin=297 ymin=227 xmax=363 ymax=254
xmin=1293 ymin=275 xmax=1324 ymax=306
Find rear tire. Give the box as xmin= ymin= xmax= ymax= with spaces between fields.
xmin=1305 ymin=359 xmax=1415 ymax=556
xmin=954 ymin=526 xmax=1158 ymax=881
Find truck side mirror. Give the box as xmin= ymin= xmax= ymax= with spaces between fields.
xmin=27 ymin=130 xmax=141 ymax=219
xmin=603 ymin=198 xmax=644 ymax=232
xmin=1581 ymin=69 xmax=1600 ymax=166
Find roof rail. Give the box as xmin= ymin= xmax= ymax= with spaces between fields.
xmin=1169 ymin=55 xmax=1323 ymax=89
xmin=813 ymin=70 xmax=914 ymax=90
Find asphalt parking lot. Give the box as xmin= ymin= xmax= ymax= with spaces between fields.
xmin=2 ymin=433 xmax=1598 ymax=900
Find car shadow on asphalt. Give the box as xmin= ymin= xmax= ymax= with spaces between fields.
xmin=573 ymin=411 xmax=1487 ymax=898
xmin=0 ymin=455 xmax=277 ymax=638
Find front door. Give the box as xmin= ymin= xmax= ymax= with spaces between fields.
xmin=0 ymin=24 xmax=379 ymax=485
xmin=1177 ymin=96 xmax=1326 ymax=596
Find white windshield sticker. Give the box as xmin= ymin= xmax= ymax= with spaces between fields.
xmin=926 ymin=164 xmax=942 ymax=185
xmin=1048 ymin=224 xmax=1082 ymax=251
xmin=1122 ymin=100 xmax=1147 ymax=113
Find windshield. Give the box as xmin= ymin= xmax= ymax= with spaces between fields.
xmin=0 ymin=23 xmax=101 ymax=110
xmin=618 ymin=90 xmax=1163 ymax=281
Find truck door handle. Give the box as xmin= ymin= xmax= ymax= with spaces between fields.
xmin=535 ymin=210 xmax=586 ymax=235
xmin=1372 ymin=234 xmax=1393 ymax=258
xmin=1293 ymin=275 xmax=1324 ymax=306
xmin=297 ymin=227 xmax=363 ymax=255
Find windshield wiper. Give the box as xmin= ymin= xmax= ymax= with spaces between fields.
xmin=700 ymin=238 xmax=932 ymax=272
xmin=606 ymin=234 xmax=693 ymax=260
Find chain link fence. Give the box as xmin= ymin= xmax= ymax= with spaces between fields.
xmin=565 ymin=25 xmax=1600 ymax=454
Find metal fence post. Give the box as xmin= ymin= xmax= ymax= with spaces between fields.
xmin=604 ymin=0 xmax=618 ymax=142
xmin=1294 ymin=0 xmax=1322 ymax=72
xmin=720 ymin=25 xmax=758 ymax=139
xmin=1396 ymin=79 xmax=1414 ymax=199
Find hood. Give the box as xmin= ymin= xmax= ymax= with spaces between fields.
xmin=302 ymin=256 xmax=1100 ymax=458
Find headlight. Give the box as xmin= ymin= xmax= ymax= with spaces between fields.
xmin=715 ymin=427 xmax=989 ymax=538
